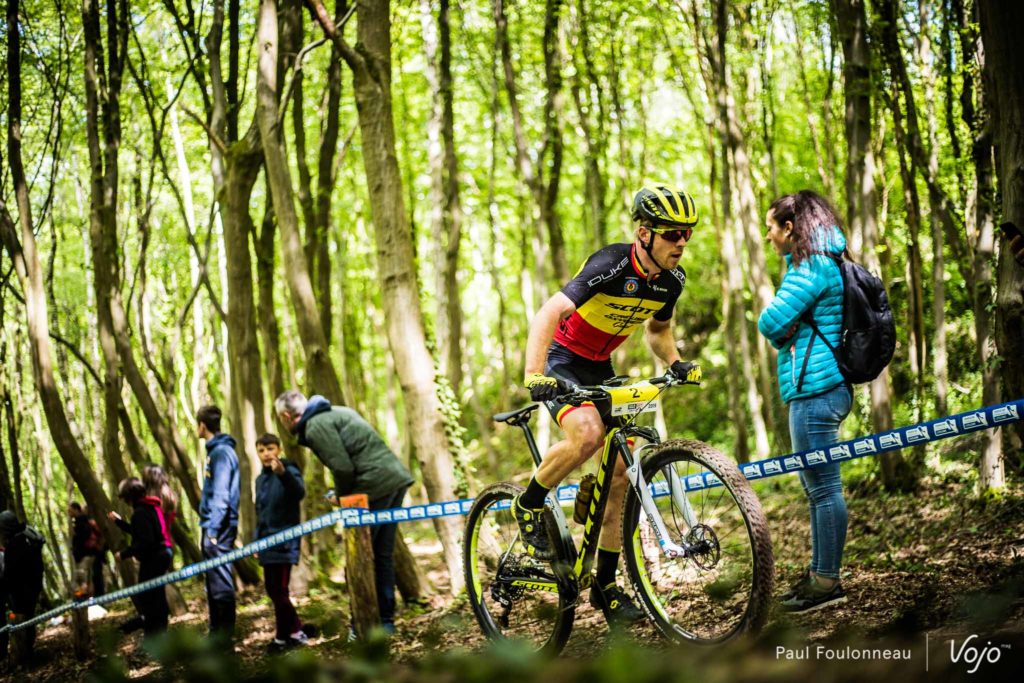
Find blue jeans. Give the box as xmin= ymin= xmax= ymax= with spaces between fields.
xmin=788 ymin=383 xmax=852 ymax=580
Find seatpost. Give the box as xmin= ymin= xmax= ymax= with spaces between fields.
xmin=518 ymin=422 xmax=545 ymax=467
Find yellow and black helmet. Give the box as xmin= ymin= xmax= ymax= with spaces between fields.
xmin=631 ymin=186 xmax=699 ymax=228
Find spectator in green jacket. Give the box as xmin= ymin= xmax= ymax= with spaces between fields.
xmin=274 ymin=390 xmax=413 ymax=634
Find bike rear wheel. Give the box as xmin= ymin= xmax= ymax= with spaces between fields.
xmin=464 ymin=482 xmax=575 ymax=654
xmin=622 ymin=439 xmax=774 ymax=644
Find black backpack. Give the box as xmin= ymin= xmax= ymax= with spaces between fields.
xmin=799 ymin=254 xmax=896 ymax=388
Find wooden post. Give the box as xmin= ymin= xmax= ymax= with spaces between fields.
xmin=339 ymin=494 xmax=379 ymax=638
xmin=71 ymin=607 xmax=90 ymax=660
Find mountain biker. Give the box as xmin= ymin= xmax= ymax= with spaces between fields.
xmin=517 ymin=185 xmax=703 ymax=625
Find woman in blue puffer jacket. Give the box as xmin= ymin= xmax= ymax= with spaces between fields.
xmin=757 ymin=189 xmax=852 ymax=613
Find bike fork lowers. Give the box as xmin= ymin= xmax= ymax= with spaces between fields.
xmin=619 ymin=432 xmax=697 ymax=559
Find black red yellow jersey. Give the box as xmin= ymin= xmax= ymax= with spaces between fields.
xmin=553 ymin=243 xmax=685 ymax=361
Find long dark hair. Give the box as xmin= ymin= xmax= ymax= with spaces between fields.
xmin=769 ymin=190 xmax=846 ymax=267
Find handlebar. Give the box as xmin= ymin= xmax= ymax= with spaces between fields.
xmin=557 ymin=372 xmax=699 ymax=406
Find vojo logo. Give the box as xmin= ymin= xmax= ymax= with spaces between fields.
xmin=933 ymin=418 xmax=959 ymax=436
xmin=623 ymin=277 xmax=640 ymax=295
xmin=686 ymin=474 xmax=704 ymax=490
xmin=763 ymin=460 xmax=783 ymax=475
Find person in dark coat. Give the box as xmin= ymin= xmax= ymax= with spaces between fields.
xmin=109 ymin=478 xmax=171 ymax=637
xmin=274 ymin=390 xmax=414 ymax=634
xmin=254 ymin=433 xmax=313 ymax=651
xmin=69 ymin=501 xmax=106 ymax=598
xmin=197 ymin=404 xmax=240 ymax=641
xmin=0 ymin=510 xmax=45 ymax=663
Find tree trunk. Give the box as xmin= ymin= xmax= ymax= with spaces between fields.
xmin=307 ymin=0 xmax=466 ymax=594
xmin=978 ymin=0 xmax=1024 ymax=475
xmin=81 ymin=0 xmax=134 ymax=505
xmin=916 ymin=0 xmax=949 ymax=417
xmin=831 ymin=0 xmax=912 ymax=489
xmin=494 ymin=0 xmax=567 ymax=290
xmin=420 ymin=0 xmax=464 ymax=394
xmin=438 ymin=0 xmax=464 ymax=394
xmin=257 ymin=0 xmax=345 ymax=406
xmin=1 ymin=0 xmax=122 ymax=547
xmin=569 ymin=0 xmax=609 ymax=250
xmin=960 ymin=0 xmax=1003 ymax=490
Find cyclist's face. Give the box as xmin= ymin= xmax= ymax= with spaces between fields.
xmin=642 ymin=224 xmax=689 ymax=268
xmin=765 ymin=209 xmax=793 ymax=255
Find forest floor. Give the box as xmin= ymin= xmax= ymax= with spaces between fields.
xmin=4 ymin=460 xmax=1024 ymax=682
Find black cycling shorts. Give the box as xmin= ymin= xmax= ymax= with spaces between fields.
xmin=543 ymin=342 xmax=616 ymax=426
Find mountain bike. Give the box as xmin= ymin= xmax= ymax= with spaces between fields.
xmin=464 ymin=372 xmax=774 ymax=654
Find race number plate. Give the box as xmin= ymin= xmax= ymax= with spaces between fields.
xmin=607 ymin=382 xmax=660 ymax=416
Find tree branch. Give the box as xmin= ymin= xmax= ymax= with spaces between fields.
xmin=303 ymin=0 xmax=362 ymax=74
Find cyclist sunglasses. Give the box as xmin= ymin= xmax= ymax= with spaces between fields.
xmin=649 ymin=226 xmax=693 ymax=242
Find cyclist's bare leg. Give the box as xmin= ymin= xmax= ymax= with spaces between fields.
xmin=533 ymin=407 xmax=606 ymax=490
xmin=597 ymin=454 xmax=629 ymax=551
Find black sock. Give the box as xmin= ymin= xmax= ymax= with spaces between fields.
xmin=595 ymin=548 xmax=620 ymax=587
xmin=520 ymin=477 xmax=551 ymax=509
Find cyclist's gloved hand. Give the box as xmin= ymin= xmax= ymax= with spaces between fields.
xmin=670 ymin=360 xmax=702 ymax=384
xmin=525 ymin=373 xmax=566 ymax=402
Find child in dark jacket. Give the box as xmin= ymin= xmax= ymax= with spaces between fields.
xmin=255 ymin=433 xmax=313 ymax=651
xmin=109 ymin=477 xmax=171 ymax=637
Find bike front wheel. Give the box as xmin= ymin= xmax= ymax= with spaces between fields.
xmin=464 ymin=482 xmax=575 ymax=654
xmin=622 ymin=439 xmax=774 ymax=644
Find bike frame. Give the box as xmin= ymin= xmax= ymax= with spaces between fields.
xmin=504 ymin=395 xmax=699 ymax=599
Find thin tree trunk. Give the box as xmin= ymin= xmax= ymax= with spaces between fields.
xmin=438 ymin=0 xmax=464 ymax=394
xmin=420 ymin=0 xmax=464 ymax=394
xmin=1 ymin=0 xmax=122 ymax=546
xmin=978 ymin=0 xmax=1023 ymax=479
xmin=831 ymin=0 xmax=911 ymax=489
xmin=917 ymin=0 xmax=948 ymax=417
xmin=305 ymin=0 xmax=466 ymax=593
xmin=494 ymin=0 xmax=567 ymax=289
xmin=959 ymin=0 xmax=1003 ymax=490
xmin=257 ymin=0 xmax=345 ymax=406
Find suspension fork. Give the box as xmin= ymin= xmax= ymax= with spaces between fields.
xmin=619 ymin=431 xmax=691 ymax=559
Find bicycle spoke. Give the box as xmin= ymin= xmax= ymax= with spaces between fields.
xmin=625 ymin=446 xmax=770 ymax=644
xmin=465 ymin=484 xmax=574 ymax=654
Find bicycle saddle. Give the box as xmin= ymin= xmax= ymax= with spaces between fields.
xmin=492 ymin=404 xmax=540 ymax=426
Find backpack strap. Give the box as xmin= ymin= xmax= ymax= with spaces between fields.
xmin=795 ymin=251 xmax=843 ymax=392
xmin=794 ymin=250 xmax=843 ymax=393
xmin=796 ymin=314 xmax=833 ymax=392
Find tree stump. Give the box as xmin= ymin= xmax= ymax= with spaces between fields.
xmin=339 ymin=494 xmax=379 ymax=638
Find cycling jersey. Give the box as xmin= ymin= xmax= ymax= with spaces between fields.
xmin=553 ymin=243 xmax=685 ymax=361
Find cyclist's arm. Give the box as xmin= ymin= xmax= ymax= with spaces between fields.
xmin=524 ymin=292 xmax=576 ymax=376
xmin=645 ymin=317 xmax=682 ymax=366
